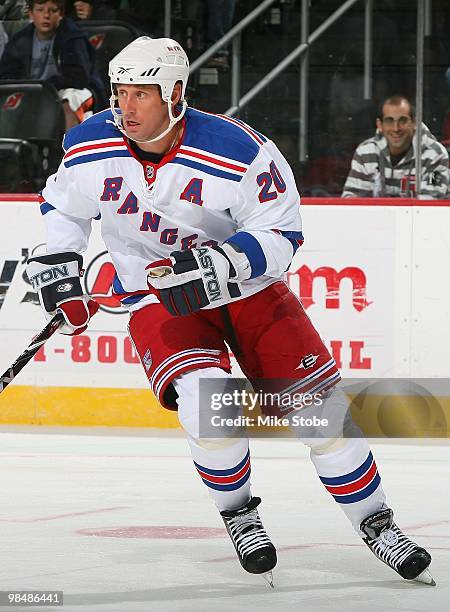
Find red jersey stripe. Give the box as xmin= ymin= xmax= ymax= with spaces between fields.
xmin=218 ymin=114 xmax=264 ymax=145
xmin=178 ymin=148 xmax=247 ymax=173
xmin=196 ymin=457 xmax=251 ymax=484
xmin=325 ymin=461 xmax=378 ymax=496
xmin=64 ymin=140 xmax=126 ymax=159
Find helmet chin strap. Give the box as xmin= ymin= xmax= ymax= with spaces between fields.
xmin=110 ymin=96 xmax=187 ymax=145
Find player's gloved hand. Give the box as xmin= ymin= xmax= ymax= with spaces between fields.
xmin=146 ymin=243 xmax=251 ymax=316
xmin=26 ymin=252 xmax=99 ymax=335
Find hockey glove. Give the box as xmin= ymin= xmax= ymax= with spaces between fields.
xmin=146 ymin=244 xmax=251 ymax=316
xmin=27 ymin=252 xmax=99 ymax=335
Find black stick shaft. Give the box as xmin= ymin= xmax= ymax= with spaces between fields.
xmin=0 ymin=314 xmax=63 ymax=393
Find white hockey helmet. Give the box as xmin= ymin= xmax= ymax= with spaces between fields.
xmin=109 ymin=36 xmax=189 ymax=144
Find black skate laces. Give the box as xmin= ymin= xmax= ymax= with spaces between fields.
xmin=367 ymin=524 xmax=421 ymax=570
xmin=221 ymin=498 xmax=272 ymax=558
xmin=361 ymin=509 xmax=422 ymax=571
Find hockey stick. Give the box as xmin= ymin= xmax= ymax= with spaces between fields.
xmin=0 ymin=313 xmax=64 ymax=394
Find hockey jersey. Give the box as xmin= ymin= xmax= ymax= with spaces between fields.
xmin=40 ymin=107 xmax=304 ymax=310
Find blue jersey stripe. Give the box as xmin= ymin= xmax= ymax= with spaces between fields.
xmin=121 ymin=294 xmax=147 ymax=305
xmin=112 ymin=274 xmax=124 ymax=294
xmin=184 ymin=108 xmax=260 ymax=165
xmin=170 ymin=157 xmax=242 ymax=182
xmin=64 ymin=150 xmax=131 ymax=168
xmin=112 ymin=274 xmax=147 ymax=305
xmin=194 ymin=450 xmax=250 ymax=476
xmin=319 ymin=452 xmax=374 ymax=486
xmin=277 ymin=230 xmax=304 ymax=255
xmin=225 ymin=232 xmax=267 ymax=278
xmin=200 ymin=469 xmax=251 ymax=492
xmin=235 ymin=118 xmax=268 ymax=143
xmin=331 ymin=472 xmax=381 ymax=504
xmin=278 ymin=230 xmax=304 ymax=241
xmin=250 ymin=127 xmax=268 ymax=143
xmin=40 ymin=202 xmax=56 ymax=215
xmin=63 ymin=109 xmax=119 ymax=150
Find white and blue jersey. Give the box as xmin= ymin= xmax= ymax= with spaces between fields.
xmin=40 ymin=107 xmax=304 ymax=310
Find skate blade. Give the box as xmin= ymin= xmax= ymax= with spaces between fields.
xmin=263 ymin=571 xmax=274 ymax=588
xmin=413 ymin=568 xmax=436 ymax=586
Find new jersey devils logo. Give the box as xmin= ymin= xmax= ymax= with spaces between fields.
xmin=89 ymin=33 xmax=106 ymax=50
xmin=83 ymin=251 xmax=124 ymax=314
xmin=2 ymin=93 xmax=24 ymax=111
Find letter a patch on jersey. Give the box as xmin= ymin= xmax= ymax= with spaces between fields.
xmin=180 ymin=178 xmax=204 ymax=206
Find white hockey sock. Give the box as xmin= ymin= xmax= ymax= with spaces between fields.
xmin=187 ymin=435 xmax=252 ymax=511
xmin=174 ymin=367 xmax=252 ymax=511
xmin=310 ymin=437 xmax=387 ymax=535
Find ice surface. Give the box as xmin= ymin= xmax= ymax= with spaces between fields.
xmin=0 ymin=428 xmax=448 ymax=612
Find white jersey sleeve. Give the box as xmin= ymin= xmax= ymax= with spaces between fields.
xmin=224 ymin=140 xmax=303 ymax=279
xmin=40 ymin=132 xmax=101 ymax=255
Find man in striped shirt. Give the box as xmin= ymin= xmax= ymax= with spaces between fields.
xmin=342 ymin=95 xmax=449 ymax=198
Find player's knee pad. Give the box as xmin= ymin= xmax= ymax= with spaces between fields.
xmin=288 ymin=384 xmax=361 ymax=451
xmin=188 ymin=434 xmax=244 ymax=451
xmin=174 ymin=367 xmax=242 ymax=448
xmin=306 ymin=436 xmax=349 ymax=454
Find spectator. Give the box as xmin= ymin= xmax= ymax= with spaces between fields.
xmin=206 ymin=0 xmax=236 ymax=69
xmin=0 ymin=0 xmax=106 ymax=129
xmin=65 ymin=0 xmax=118 ymax=22
xmin=0 ymin=0 xmax=27 ymax=20
xmin=342 ymin=95 xmax=449 ymax=199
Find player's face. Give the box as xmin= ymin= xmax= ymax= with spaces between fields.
xmin=29 ymin=2 xmax=62 ymax=39
xmin=376 ymin=101 xmax=416 ymax=156
xmin=116 ymin=84 xmax=169 ymax=142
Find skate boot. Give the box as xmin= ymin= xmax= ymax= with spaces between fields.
xmin=360 ymin=508 xmax=435 ymax=585
xmin=221 ymin=496 xmax=277 ymax=586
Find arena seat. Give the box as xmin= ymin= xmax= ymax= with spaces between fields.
xmin=0 ymin=80 xmax=65 ymax=187
xmin=78 ymin=21 xmax=139 ymax=88
xmin=0 ymin=138 xmax=39 ymax=193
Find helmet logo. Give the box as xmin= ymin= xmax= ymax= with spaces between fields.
xmin=140 ymin=67 xmax=160 ymax=77
xmin=117 ymin=66 xmax=133 ymax=75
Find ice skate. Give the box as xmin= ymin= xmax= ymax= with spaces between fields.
xmin=221 ymin=496 xmax=277 ymax=586
xmin=360 ymin=508 xmax=435 ymax=585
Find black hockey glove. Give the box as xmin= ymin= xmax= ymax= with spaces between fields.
xmin=27 ymin=252 xmax=99 ymax=335
xmin=146 ymin=244 xmax=251 ymax=316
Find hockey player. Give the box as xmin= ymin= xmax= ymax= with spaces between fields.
xmin=27 ymin=37 xmax=434 ymax=587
